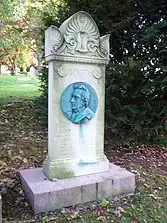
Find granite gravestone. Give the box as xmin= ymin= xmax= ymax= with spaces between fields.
xmin=20 ymin=11 xmax=135 ymax=214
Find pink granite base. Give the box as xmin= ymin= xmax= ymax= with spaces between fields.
xmin=19 ymin=163 xmax=135 ymax=214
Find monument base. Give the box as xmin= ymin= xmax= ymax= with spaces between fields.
xmin=43 ymin=155 xmax=109 ymax=180
xmin=19 ymin=163 xmax=135 ymax=214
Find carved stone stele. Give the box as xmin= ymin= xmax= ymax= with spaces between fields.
xmin=43 ymin=11 xmax=110 ymax=180
xmin=19 ymin=11 xmax=135 ymax=215
xmin=45 ymin=11 xmax=110 ymax=64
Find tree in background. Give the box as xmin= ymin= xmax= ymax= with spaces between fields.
xmin=0 ymin=0 xmax=67 ymax=75
xmin=39 ymin=0 xmax=167 ymax=141
xmin=0 ymin=0 xmax=21 ymax=21
xmin=0 ymin=22 xmax=30 ymax=75
xmin=0 ymin=0 xmax=31 ymax=74
xmin=20 ymin=0 xmax=67 ymax=73
xmin=1 ymin=0 xmax=166 ymax=141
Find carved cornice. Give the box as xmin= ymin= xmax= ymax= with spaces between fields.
xmin=45 ymin=54 xmax=109 ymax=65
xmin=45 ymin=11 xmax=110 ymax=63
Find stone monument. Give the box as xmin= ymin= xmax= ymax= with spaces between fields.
xmin=20 ymin=11 xmax=135 ymax=214
xmin=43 ymin=11 xmax=110 ymax=180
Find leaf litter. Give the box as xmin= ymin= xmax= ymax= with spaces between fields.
xmin=0 ymin=100 xmax=167 ymax=222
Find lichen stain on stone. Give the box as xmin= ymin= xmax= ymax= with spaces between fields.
xmin=50 ymin=166 xmax=75 ymax=179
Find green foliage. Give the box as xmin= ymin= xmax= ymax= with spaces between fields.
xmin=36 ymin=67 xmax=48 ymax=120
xmin=38 ymin=0 xmax=167 ymax=140
xmin=63 ymin=0 xmax=167 ymax=140
xmin=98 ymin=173 xmax=167 ymax=223
xmin=0 ymin=0 xmax=27 ymax=73
xmin=0 ymin=0 xmax=21 ymax=21
xmin=0 ymin=9 xmax=32 ymax=74
xmin=38 ymin=67 xmax=48 ymax=104
xmin=154 ymin=136 xmax=167 ymax=147
xmin=120 ymin=177 xmax=167 ymax=223
xmin=105 ymin=58 xmax=167 ymax=139
xmin=101 ymin=199 xmax=110 ymax=207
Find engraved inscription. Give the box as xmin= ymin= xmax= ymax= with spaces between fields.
xmin=54 ymin=128 xmax=72 ymax=156
xmin=58 ymin=66 xmax=101 ymax=78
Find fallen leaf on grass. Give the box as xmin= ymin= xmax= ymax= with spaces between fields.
xmin=49 ymin=216 xmax=58 ymax=221
xmin=67 ymin=211 xmax=80 ymax=220
xmin=23 ymin=158 xmax=28 ymax=163
xmin=114 ymin=206 xmax=125 ymax=217
xmin=19 ymin=150 xmax=24 ymax=155
xmin=7 ymin=150 xmax=12 ymax=156
xmin=144 ymin=183 xmax=149 ymax=188
xmin=132 ymin=213 xmax=138 ymax=221
xmin=0 ymin=161 xmax=7 ymax=168
xmin=96 ymin=216 xmax=106 ymax=221
xmin=149 ymin=194 xmax=162 ymax=200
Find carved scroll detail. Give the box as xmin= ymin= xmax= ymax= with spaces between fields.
xmin=98 ymin=34 xmax=110 ymax=58
xmin=45 ymin=11 xmax=110 ymax=60
xmin=50 ymin=26 xmax=64 ymax=53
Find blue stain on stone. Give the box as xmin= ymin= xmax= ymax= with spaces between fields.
xmin=78 ymin=160 xmax=97 ymax=165
xmin=79 ymin=123 xmax=84 ymax=142
xmin=78 ymin=123 xmax=97 ymax=165
xmin=61 ymin=82 xmax=98 ymax=124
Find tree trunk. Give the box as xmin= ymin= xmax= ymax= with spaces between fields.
xmin=10 ymin=61 xmax=15 ymax=76
xmin=36 ymin=52 xmax=43 ymax=75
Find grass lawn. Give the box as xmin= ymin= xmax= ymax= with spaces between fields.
xmin=0 ymin=74 xmax=41 ymax=104
xmin=0 ymin=75 xmax=166 ymax=222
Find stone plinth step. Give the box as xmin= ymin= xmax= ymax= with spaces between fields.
xmin=19 ymin=163 xmax=135 ymax=214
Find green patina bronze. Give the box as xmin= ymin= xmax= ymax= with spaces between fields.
xmin=61 ymin=82 xmax=98 ymax=124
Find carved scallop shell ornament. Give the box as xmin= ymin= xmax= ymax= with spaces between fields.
xmin=99 ymin=34 xmax=110 ymax=57
xmin=46 ymin=11 xmax=110 ymax=61
xmin=61 ymin=11 xmax=100 ymax=54
xmin=50 ymin=26 xmax=64 ymax=53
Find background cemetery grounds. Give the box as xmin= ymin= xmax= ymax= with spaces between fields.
xmin=0 ymin=74 xmax=166 ymax=222
xmin=0 ymin=74 xmax=41 ymax=105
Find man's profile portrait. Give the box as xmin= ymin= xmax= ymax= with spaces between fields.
xmin=67 ymin=84 xmax=94 ymax=123
xmin=61 ymin=82 xmax=98 ymax=124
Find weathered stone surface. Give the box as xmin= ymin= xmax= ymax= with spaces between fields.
xmin=20 ymin=163 xmax=135 ymax=214
xmin=45 ymin=11 xmax=110 ymax=63
xmin=43 ymin=11 xmax=110 ymax=180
